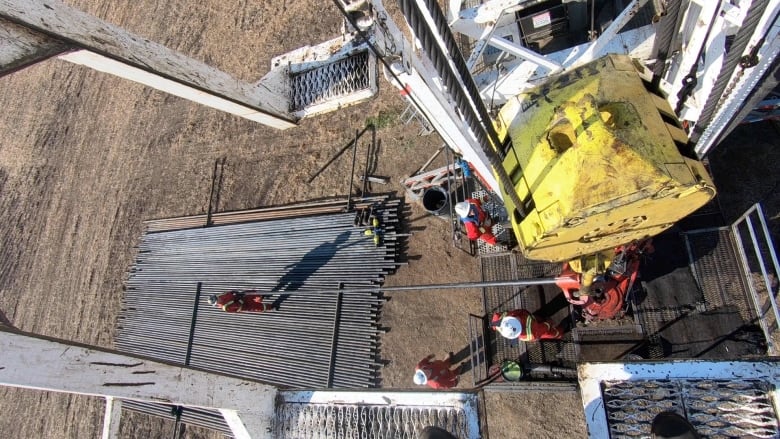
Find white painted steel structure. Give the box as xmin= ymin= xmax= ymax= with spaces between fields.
xmin=578 ymin=360 xmax=780 ymax=438
xmin=3 ymin=1 xmax=780 ymax=437
xmin=732 ymin=203 xmax=780 ymax=354
xmin=370 ymin=0 xmax=779 ymax=177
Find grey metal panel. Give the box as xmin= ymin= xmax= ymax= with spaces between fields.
xmin=0 ymin=17 xmax=70 ymax=77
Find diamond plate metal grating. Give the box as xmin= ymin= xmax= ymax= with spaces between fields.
xmin=274 ymin=403 xmax=470 ymax=439
xmin=291 ymin=51 xmax=371 ymax=111
xmin=602 ymin=379 xmax=780 ymax=438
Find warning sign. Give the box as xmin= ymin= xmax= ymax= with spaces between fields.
xmin=532 ymin=12 xmax=552 ymax=28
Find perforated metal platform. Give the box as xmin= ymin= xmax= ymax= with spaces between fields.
xmin=580 ymin=361 xmax=780 ymax=439
xmin=633 ymin=230 xmax=766 ymax=359
xmin=274 ymin=391 xmax=480 ymax=439
xmin=474 ymin=253 xmax=578 ymax=387
xmin=601 ymin=379 xmax=779 ymax=438
xmin=291 ymin=51 xmax=373 ymax=111
xmin=472 ymin=189 xmax=510 ymax=255
xmin=684 ymin=228 xmax=755 ymax=320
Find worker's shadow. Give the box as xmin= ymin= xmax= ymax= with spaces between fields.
xmin=449 ymin=343 xmax=476 ymax=374
xmin=270 ymin=231 xmax=357 ymax=309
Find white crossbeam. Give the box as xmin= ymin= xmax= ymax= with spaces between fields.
xmin=0 ymin=329 xmax=277 ymax=439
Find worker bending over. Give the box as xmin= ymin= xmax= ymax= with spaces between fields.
xmin=413 ymin=353 xmax=460 ymax=389
xmin=208 ymin=290 xmax=273 ymax=313
xmin=491 ymin=309 xmax=563 ymax=341
xmin=454 ymin=198 xmax=497 ymax=245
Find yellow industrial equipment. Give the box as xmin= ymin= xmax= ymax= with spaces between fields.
xmin=495 ymin=55 xmax=716 ymax=262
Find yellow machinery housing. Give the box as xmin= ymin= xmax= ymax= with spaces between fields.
xmin=495 ymin=55 xmax=716 ymax=262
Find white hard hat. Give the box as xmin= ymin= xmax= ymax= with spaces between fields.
xmin=498 ymin=316 xmax=523 ymax=339
xmin=454 ymin=201 xmax=470 ymax=218
xmin=413 ymin=369 xmax=427 ymax=385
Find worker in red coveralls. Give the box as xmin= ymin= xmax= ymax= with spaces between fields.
xmin=454 ymin=198 xmax=497 ymax=245
xmin=413 ymin=353 xmax=460 ymax=389
xmin=208 ymin=290 xmax=273 ymax=313
xmin=490 ymin=309 xmax=563 ymax=341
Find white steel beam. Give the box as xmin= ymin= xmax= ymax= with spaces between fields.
xmin=101 ymin=397 xmax=122 ymax=439
xmin=0 ymin=329 xmax=277 ymax=439
xmin=694 ymin=2 xmax=780 ymax=155
xmin=362 ymin=0 xmax=502 ymax=194
xmin=562 ymin=0 xmax=649 ymax=68
xmin=387 ymin=61 xmax=501 ymax=194
xmin=60 ymin=50 xmax=292 ymax=128
xmin=0 ymin=0 xmax=296 ymax=129
xmin=470 ymin=24 xmax=656 ymax=107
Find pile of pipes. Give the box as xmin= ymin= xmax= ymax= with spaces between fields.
xmin=115 ymin=196 xmax=404 ymax=433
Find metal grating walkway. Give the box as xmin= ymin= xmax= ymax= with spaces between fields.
xmin=291 ymin=51 xmax=372 ymax=111
xmin=684 ymin=228 xmax=755 ymax=321
xmin=474 ymin=228 xmax=768 ymax=379
xmin=275 ymin=391 xmax=480 ymax=439
xmin=581 ymin=360 xmax=780 ymax=439
xmin=478 ymin=253 xmax=577 ymax=385
xmin=602 ymin=379 xmax=779 ymax=438
xmin=473 ymin=189 xmax=510 ymax=255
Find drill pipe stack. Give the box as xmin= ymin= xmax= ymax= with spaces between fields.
xmin=115 ymin=197 xmax=403 ymax=432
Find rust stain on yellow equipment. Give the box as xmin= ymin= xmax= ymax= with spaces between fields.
xmin=495 ymin=55 xmax=715 ymax=262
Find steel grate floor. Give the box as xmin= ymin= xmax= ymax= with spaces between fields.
xmin=602 ymin=379 xmax=779 ymax=438
xmin=275 ymin=403 xmax=470 ymax=439
xmin=472 ymin=189 xmax=510 ymax=255
xmin=479 ymin=253 xmax=576 ymax=374
xmin=634 ymin=231 xmax=765 ymax=359
xmin=684 ymin=228 xmax=755 ymax=321
xmin=274 ymin=392 xmax=480 ymax=439
xmin=291 ymin=51 xmax=371 ymax=111
xmin=474 ymin=229 xmax=768 ymax=383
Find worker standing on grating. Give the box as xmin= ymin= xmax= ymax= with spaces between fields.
xmin=208 ymin=290 xmax=274 ymax=313
xmin=490 ymin=309 xmax=563 ymax=341
xmin=454 ymin=198 xmax=497 ymax=245
xmin=413 ymin=353 xmax=460 ymax=389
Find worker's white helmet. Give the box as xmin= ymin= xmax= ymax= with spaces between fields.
xmin=207 ymin=295 xmax=218 ymax=306
xmin=454 ymin=201 xmax=470 ymax=218
xmin=498 ymin=316 xmax=523 ymax=339
xmin=413 ymin=369 xmax=427 ymax=385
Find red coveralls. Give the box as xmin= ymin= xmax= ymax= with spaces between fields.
xmin=460 ymin=198 xmax=497 ymax=245
xmin=416 ymin=355 xmax=459 ymax=389
xmin=491 ymin=309 xmax=563 ymax=341
xmin=214 ymin=291 xmax=271 ymax=313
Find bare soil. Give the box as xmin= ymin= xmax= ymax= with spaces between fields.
xmin=4 ymin=1 xmax=777 ymax=439
xmin=0 ymin=0 xmax=585 ymax=438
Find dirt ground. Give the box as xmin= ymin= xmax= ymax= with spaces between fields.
xmin=1 ymin=1 xmax=776 ymax=439
xmin=0 ymin=1 xmax=586 ymax=438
